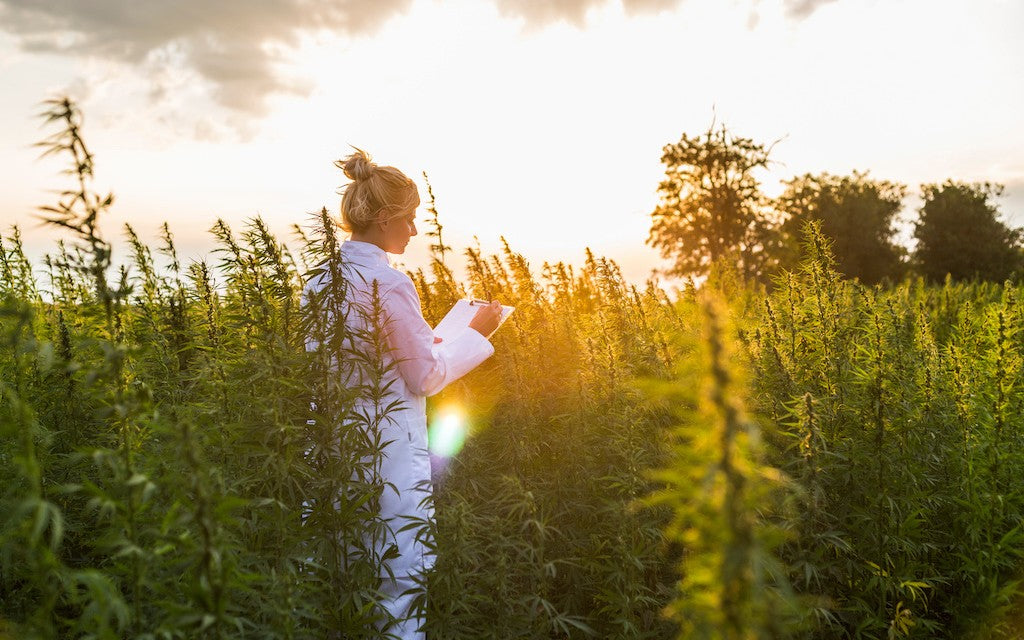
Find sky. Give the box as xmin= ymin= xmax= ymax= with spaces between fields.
xmin=1 ymin=0 xmax=1022 ymax=283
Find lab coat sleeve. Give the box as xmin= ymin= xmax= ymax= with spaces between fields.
xmin=381 ymin=277 xmax=494 ymax=397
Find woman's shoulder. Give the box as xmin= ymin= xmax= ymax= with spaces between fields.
xmin=301 ymin=255 xmax=414 ymax=299
xmin=373 ymin=264 xmax=415 ymax=292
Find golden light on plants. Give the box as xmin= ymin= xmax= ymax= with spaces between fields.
xmin=2 ymin=0 xmax=1024 ymax=634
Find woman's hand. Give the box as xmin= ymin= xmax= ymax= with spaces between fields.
xmin=468 ymin=300 xmax=503 ymax=338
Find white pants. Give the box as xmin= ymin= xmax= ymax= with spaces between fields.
xmin=378 ymin=575 xmax=424 ymax=640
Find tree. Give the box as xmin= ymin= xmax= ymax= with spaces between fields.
xmin=648 ymin=124 xmax=779 ymax=281
xmin=914 ymin=181 xmax=1022 ymax=282
xmin=777 ymin=171 xmax=907 ymax=284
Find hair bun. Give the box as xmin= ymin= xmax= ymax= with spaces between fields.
xmin=338 ymin=148 xmax=375 ymax=182
xmin=335 ymin=148 xmax=418 ymax=233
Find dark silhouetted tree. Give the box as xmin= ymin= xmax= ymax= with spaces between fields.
xmin=914 ymin=180 xmax=1022 ymax=282
xmin=776 ymin=171 xmax=906 ymax=284
xmin=648 ymin=124 xmax=779 ymax=280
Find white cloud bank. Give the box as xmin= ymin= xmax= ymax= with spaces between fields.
xmin=0 ymin=0 xmax=835 ymax=124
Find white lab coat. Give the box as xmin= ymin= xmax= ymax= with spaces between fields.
xmin=302 ymin=240 xmax=494 ymax=582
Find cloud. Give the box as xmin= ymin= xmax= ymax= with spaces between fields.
xmin=783 ymin=0 xmax=839 ymax=19
xmin=0 ymin=0 xmax=414 ymax=116
xmin=0 ymin=0 xmax=826 ymax=129
xmin=494 ymin=0 xmax=684 ymax=26
xmin=0 ymin=0 xmax=692 ymax=120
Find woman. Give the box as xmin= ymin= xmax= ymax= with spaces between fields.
xmin=303 ymin=149 xmax=502 ymax=639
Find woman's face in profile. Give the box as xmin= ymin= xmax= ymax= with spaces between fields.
xmin=380 ymin=205 xmax=418 ymax=254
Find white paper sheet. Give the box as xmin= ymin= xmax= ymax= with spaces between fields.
xmin=433 ymin=299 xmax=514 ymax=343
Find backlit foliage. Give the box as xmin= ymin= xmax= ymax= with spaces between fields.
xmin=2 ymin=101 xmax=1024 ymax=639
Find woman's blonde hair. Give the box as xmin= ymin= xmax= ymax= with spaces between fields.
xmin=335 ymin=148 xmax=419 ymax=232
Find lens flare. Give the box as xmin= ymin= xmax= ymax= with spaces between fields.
xmin=428 ymin=408 xmax=468 ymax=458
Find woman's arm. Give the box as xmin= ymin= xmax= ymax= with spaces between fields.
xmin=381 ymin=277 xmax=495 ymax=397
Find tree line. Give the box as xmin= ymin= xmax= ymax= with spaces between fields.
xmin=648 ymin=124 xmax=1024 ymax=285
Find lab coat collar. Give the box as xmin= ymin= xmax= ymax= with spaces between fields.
xmin=341 ymin=239 xmax=390 ymax=268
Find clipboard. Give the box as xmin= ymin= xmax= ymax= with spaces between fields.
xmin=433 ymin=298 xmax=514 ymax=342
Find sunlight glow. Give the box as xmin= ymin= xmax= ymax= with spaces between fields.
xmin=2 ymin=0 xmax=1023 ymax=276
xmin=428 ymin=407 xmax=468 ymax=458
